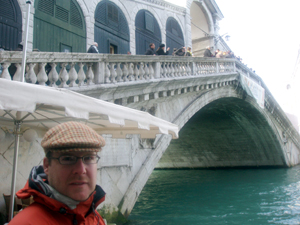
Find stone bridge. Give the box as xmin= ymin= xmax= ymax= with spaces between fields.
xmin=1 ymin=52 xmax=300 ymax=221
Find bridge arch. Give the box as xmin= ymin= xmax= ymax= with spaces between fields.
xmin=158 ymin=87 xmax=287 ymax=168
xmin=119 ymin=85 xmax=288 ymax=217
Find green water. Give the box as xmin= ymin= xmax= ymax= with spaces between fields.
xmin=128 ymin=166 xmax=300 ymax=225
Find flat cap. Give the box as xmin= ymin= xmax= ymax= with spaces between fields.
xmin=41 ymin=121 xmax=105 ymax=154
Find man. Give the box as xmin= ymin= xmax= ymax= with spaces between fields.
xmin=87 ymin=42 xmax=99 ymax=53
xmin=156 ymin=44 xmax=170 ymax=55
xmin=9 ymin=122 xmax=106 ymax=225
xmin=203 ymin=46 xmax=214 ymax=57
xmin=186 ymin=47 xmax=192 ymax=57
xmin=15 ymin=42 xmax=23 ymax=51
xmin=175 ymin=47 xmax=186 ymax=56
xmin=145 ymin=43 xmax=156 ymax=55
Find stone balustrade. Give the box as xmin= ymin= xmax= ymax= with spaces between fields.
xmin=0 ymin=51 xmax=260 ymax=86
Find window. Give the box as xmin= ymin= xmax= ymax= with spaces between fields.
xmin=145 ymin=11 xmax=154 ymax=32
xmin=108 ymin=4 xmax=118 ymax=23
xmin=56 ymin=6 xmax=69 ymax=22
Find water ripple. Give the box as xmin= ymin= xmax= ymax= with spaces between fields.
xmin=128 ymin=166 xmax=300 ymax=225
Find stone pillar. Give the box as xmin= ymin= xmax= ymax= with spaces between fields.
xmin=143 ymin=94 xmax=149 ymax=101
xmin=153 ymin=62 xmax=161 ymax=79
xmin=191 ymin=62 xmax=197 ymax=76
xmin=94 ymin=61 xmax=105 ymax=84
xmin=134 ymin=96 xmax=139 ymax=103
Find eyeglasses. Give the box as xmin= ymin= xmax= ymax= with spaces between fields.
xmin=50 ymin=155 xmax=100 ymax=165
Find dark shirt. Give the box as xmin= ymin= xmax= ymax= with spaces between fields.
xmin=145 ymin=48 xmax=156 ymax=55
xmin=87 ymin=45 xmax=99 ymax=53
xmin=156 ymin=48 xmax=169 ymax=55
xmin=15 ymin=44 xmax=23 ymax=51
xmin=204 ymin=49 xmax=214 ymax=57
xmin=175 ymin=49 xmax=186 ymax=56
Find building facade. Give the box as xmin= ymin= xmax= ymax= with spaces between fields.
xmin=1 ymin=0 xmax=226 ymax=56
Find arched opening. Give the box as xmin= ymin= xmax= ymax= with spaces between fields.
xmin=190 ymin=1 xmax=211 ymax=57
xmin=94 ymin=0 xmax=130 ymax=54
xmin=166 ymin=17 xmax=184 ymax=55
xmin=33 ymin=0 xmax=86 ymax=52
xmin=0 ymin=0 xmax=22 ymax=50
xmin=135 ymin=10 xmax=161 ymax=55
xmin=158 ymin=97 xmax=285 ymax=168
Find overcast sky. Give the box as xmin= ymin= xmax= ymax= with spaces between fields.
xmin=165 ymin=0 xmax=300 ymax=116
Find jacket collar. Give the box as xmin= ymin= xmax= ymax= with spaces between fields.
xmin=17 ymin=165 xmax=105 ymax=217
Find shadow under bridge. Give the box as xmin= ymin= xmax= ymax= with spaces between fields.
xmin=157 ymin=97 xmax=286 ymax=169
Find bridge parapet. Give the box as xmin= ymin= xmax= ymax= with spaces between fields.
xmin=0 ymin=51 xmax=259 ymax=86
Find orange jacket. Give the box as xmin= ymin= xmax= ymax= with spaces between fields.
xmin=9 ymin=166 xmax=106 ymax=225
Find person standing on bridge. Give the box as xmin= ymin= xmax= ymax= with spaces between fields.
xmin=204 ymin=46 xmax=214 ymax=57
xmin=9 ymin=122 xmax=106 ymax=225
xmin=186 ymin=47 xmax=193 ymax=56
xmin=156 ymin=44 xmax=170 ymax=55
xmin=145 ymin=43 xmax=156 ymax=55
xmin=87 ymin=42 xmax=99 ymax=53
xmin=175 ymin=47 xmax=186 ymax=56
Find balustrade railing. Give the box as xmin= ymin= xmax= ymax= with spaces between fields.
xmin=0 ymin=51 xmax=259 ymax=87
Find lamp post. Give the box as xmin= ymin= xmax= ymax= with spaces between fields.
xmin=9 ymin=1 xmax=32 ymax=220
xmin=215 ymin=33 xmax=230 ymax=45
xmin=21 ymin=1 xmax=32 ymax=83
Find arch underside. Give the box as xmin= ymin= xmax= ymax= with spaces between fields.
xmin=158 ymin=97 xmax=286 ymax=168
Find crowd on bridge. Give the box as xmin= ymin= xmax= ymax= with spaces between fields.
xmin=204 ymin=46 xmax=235 ymax=59
xmin=0 ymin=42 xmax=256 ymax=76
xmin=202 ymin=46 xmax=255 ymax=72
xmin=144 ymin=43 xmax=193 ymax=57
xmin=86 ymin=41 xmax=251 ymax=68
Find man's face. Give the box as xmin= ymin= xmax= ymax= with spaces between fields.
xmin=43 ymin=151 xmax=98 ymax=201
xmin=151 ymin=44 xmax=155 ymax=49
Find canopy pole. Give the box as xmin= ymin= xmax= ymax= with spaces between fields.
xmin=8 ymin=121 xmax=21 ymax=221
xmin=21 ymin=1 xmax=32 ymax=83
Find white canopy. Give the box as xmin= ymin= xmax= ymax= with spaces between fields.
xmin=0 ymin=79 xmax=178 ymax=138
xmin=0 ymin=78 xmax=179 ymax=221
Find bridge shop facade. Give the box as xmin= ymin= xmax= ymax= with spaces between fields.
xmin=0 ymin=0 xmax=228 ymax=56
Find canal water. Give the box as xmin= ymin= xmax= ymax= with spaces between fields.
xmin=127 ymin=166 xmax=300 ymax=225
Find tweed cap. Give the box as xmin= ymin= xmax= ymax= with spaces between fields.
xmin=41 ymin=121 xmax=105 ymax=154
